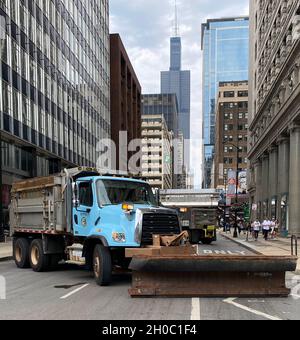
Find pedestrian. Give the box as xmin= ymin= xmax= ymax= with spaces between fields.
xmin=238 ymin=220 xmax=244 ymax=235
xmin=270 ymin=218 xmax=276 ymax=239
xmin=252 ymin=219 xmax=261 ymax=241
xmin=274 ymin=219 xmax=280 ymax=238
xmin=262 ymin=218 xmax=271 ymax=241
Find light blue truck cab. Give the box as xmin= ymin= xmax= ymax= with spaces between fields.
xmin=11 ymin=168 xmax=181 ymax=286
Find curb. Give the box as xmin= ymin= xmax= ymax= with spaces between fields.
xmin=221 ymin=233 xmax=300 ymax=274
xmin=220 ymin=233 xmax=263 ymax=255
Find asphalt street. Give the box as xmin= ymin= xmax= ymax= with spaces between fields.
xmin=0 ymin=237 xmax=299 ymax=320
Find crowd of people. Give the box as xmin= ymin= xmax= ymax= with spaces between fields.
xmin=221 ymin=217 xmax=280 ymax=241
xmin=251 ymin=218 xmax=280 ymax=241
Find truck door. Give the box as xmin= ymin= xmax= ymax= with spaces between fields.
xmin=73 ymin=181 xmax=94 ymax=237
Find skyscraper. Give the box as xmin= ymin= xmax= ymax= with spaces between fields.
xmin=201 ymin=17 xmax=249 ymax=188
xmin=0 ymin=0 xmax=110 ymax=236
xmin=161 ymin=39 xmax=191 ymax=142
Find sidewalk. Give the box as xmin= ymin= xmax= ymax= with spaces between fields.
xmin=0 ymin=241 xmax=13 ymax=262
xmin=220 ymin=231 xmax=300 ymax=273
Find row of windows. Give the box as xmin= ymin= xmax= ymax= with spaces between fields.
xmin=0 ymin=0 xmax=110 ymax=166
xmin=1 ymin=0 xmax=110 ymax=98
xmin=1 ymin=140 xmax=60 ymax=176
xmin=1 ymin=10 xmax=110 ymax=113
xmin=0 ymin=61 xmax=109 ymax=137
xmin=224 ymin=135 xmax=248 ymax=143
xmin=224 ymin=112 xmax=248 ymax=120
xmin=221 ymin=102 xmax=248 ymax=109
xmin=224 ymin=124 xmax=248 ymax=131
xmin=224 ymin=158 xmax=248 ymax=165
xmin=222 ymin=90 xmax=248 ymax=98
xmin=224 ymin=146 xmax=248 ymax=153
xmin=223 ymin=167 xmax=247 ymax=176
xmin=0 ymin=63 xmax=106 ymax=164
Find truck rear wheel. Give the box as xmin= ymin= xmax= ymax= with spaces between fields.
xmin=201 ymin=239 xmax=213 ymax=245
xmin=29 ymin=239 xmax=50 ymax=272
xmin=93 ymin=245 xmax=112 ymax=286
xmin=14 ymin=238 xmax=30 ymax=269
xmin=189 ymin=230 xmax=201 ymax=245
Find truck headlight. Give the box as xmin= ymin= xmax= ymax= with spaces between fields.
xmin=112 ymin=232 xmax=126 ymax=243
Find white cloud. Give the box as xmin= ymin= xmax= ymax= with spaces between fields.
xmin=110 ymin=0 xmax=249 ymax=187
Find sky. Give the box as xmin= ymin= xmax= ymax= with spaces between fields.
xmin=110 ymin=0 xmax=249 ymax=188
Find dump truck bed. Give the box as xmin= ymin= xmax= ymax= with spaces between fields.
xmin=10 ymin=174 xmax=70 ymax=235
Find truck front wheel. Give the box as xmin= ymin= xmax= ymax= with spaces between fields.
xmin=14 ymin=238 xmax=30 ymax=269
xmin=93 ymin=245 xmax=112 ymax=286
xmin=29 ymin=239 xmax=50 ymax=272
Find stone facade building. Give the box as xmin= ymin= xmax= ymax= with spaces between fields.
xmin=214 ymin=81 xmax=249 ymax=190
xmin=248 ymin=0 xmax=300 ymax=236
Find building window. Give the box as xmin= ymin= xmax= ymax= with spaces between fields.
xmin=224 ymin=102 xmax=234 ymax=109
xmin=224 ymin=91 xmax=235 ymax=98
xmin=238 ymin=91 xmax=248 ymax=97
xmin=238 ymin=102 xmax=248 ymax=109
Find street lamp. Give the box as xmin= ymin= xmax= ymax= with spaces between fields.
xmin=0 ymin=15 xmax=6 ymax=243
xmin=223 ymin=173 xmax=227 ymax=232
xmin=223 ymin=141 xmax=240 ymax=238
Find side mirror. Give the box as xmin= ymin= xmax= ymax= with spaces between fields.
xmin=72 ymin=182 xmax=80 ymax=208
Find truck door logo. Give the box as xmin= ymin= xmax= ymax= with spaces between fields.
xmin=81 ymin=217 xmax=88 ymax=227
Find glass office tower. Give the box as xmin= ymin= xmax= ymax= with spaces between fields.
xmin=161 ymin=37 xmax=191 ymax=142
xmin=0 ymin=0 xmax=110 ymax=226
xmin=201 ymin=17 xmax=249 ymax=188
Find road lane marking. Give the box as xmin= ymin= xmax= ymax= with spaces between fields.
xmin=223 ymin=298 xmax=282 ymax=321
xmin=191 ymin=298 xmax=201 ymax=320
xmin=290 ymin=275 xmax=300 ymax=300
xmin=60 ymin=284 xmax=89 ymax=300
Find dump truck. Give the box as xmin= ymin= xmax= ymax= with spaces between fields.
xmin=160 ymin=190 xmax=219 ymax=245
xmin=10 ymin=167 xmax=181 ymax=286
xmin=10 ymin=169 xmax=298 ymax=297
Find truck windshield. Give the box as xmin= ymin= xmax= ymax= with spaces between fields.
xmin=97 ymin=180 xmax=157 ymax=206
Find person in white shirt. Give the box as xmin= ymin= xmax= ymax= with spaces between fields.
xmin=262 ymin=219 xmax=271 ymax=241
xmin=252 ymin=220 xmax=261 ymax=241
xmin=270 ymin=218 xmax=277 ymax=239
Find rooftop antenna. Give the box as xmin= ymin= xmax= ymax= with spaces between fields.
xmin=174 ymin=0 xmax=179 ymax=37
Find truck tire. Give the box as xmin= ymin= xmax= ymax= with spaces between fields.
xmin=189 ymin=230 xmax=201 ymax=245
xmin=201 ymin=239 xmax=213 ymax=245
xmin=93 ymin=245 xmax=112 ymax=286
xmin=29 ymin=239 xmax=50 ymax=272
xmin=14 ymin=238 xmax=30 ymax=269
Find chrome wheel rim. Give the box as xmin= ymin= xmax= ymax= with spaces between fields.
xmin=31 ymin=245 xmax=39 ymax=266
xmin=94 ymin=255 xmax=101 ymax=278
xmin=15 ymin=244 xmax=22 ymax=263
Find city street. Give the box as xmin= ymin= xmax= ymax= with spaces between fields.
xmin=0 ymin=237 xmax=299 ymax=321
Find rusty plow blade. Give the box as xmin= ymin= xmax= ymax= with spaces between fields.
xmin=128 ymin=255 xmax=298 ymax=298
